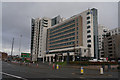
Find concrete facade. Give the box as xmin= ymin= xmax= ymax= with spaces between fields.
xmin=103 ymin=27 xmax=120 ymax=59
xmin=46 ymin=8 xmax=98 ymax=61
xmin=103 ymin=34 xmax=120 ymax=59
xmin=98 ymin=24 xmax=109 ymax=58
xmin=31 ymin=17 xmax=51 ymax=61
xmin=31 ymin=8 xmax=99 ymax=62
xmin=31 ymin=18 xmax=41 ymax=61
xmin=38 ymin=17 xmax=51 ymax=58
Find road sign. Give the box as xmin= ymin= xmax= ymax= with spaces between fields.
xmin=21 ymin=53 xmax=31 ymax=58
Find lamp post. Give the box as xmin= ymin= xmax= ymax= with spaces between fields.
xmin=11 ymin=38 xmax=14 ymax=56
xmin=43 ymin=55 xmax=44 ymax=63
xmin=19 ymin=35 xmax=22 ymax=57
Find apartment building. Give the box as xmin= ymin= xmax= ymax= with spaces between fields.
xmin=31 ymin=17 xmax=51 ymax=61
xmin=31 ymin=16 xmax=63 ymax=61
xmin=98 ymin=24 xmax=109 ymax=58
xmin=103 ymin=27 xmax=120 ymax=60
xmin=31 ymin=18 xmax=40 ymax=61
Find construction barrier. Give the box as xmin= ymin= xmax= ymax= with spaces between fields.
xmin=49 ymin=62 xmax=51 ymax=66
xmin=100 ymin=67 xmax=103 ymax=75
xmin=29 ymin=63 xmax=31 ymax=66
xmin=36 ymin=64 xmax=38 ymax=68
xmin=53 ymin=64 xmax=55 ymax=69
xmin=81 ymin=67 xmax=84 ymax=75
xmin=56 ymin=64 xmax=59 ymax=70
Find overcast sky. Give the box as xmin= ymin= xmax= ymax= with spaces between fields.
xmin=2 ymin=2 xmax=118 ymax=55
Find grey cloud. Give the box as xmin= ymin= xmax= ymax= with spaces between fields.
xmin=2 ymin=2 xmax=118 ymax=55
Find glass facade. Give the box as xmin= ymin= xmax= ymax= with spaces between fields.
xmin=50 ymin=41 xmax=75 ymax=48
xmin=48 ymin=19 xmax=76 ymax=50
xmin=50 ymin=37 xmax=75 ymax=44
xmin=50 ymin=20 xmax=75 ymax=32
xmin=50 ymin=32 xmax=75 ymax=41
xmin=47 ymin=15 xmax=83 ymax=51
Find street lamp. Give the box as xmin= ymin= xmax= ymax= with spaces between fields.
xmin=11 ymin=37 xmax=14 ymax=61
xmin=19 ymin=35 xmax=22 ymax=57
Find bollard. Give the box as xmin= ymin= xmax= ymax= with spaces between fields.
xmin=56 ymin=64 xmax=59 ymax=70
xmin=107 ymin=64 xmax=111 ymax=71
xmin=25 ymin=63 xmax=27 ymax=66
xmin=102 ymin=65 xmax=105 ymax=71
xmin=36 ymin=64 xmax=38 ymax=68
xmin=53 ymin=64 xmax=55 ymax=69
xmin=81 ymin=67 xmax=84 ymax=75
xmin=100 ymin=67 xmax=103 ymax=75
xmin=49 ymin=62 xmax=51 ymax=66
xmin=29 ymin=63 xmax=31 ymax=66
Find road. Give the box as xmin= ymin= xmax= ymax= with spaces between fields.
xmin=1 ymin=61 xmax=120 ymax=80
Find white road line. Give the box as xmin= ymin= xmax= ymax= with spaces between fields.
xmin=1 ymin=72 xmax=27 ymax=80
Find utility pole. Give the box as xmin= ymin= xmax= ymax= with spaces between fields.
xmin=11 ymin=37 xmax=14 ymax=57
xmin=73 ymin=43 xmax=75 ymax=61
xmin=19 ymin=35 xmax=22 ymax=57
xmin=43 ymin=55 xmax=44 ymax=63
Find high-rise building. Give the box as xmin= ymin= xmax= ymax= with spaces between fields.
xmin=31 ymin=8 xmax=99 ymax=62
xmin=46 ymin=8 xmax=99 ymax=62
xmin=98 ymin=24 xmax=109 ymax=58
xmin=31 ymin=17 xmax=51 ymax=61
xmin=31 ymin=18 xmax=40 ymax=61
xmin=31 ymin=16 xmax=63 ymax=61
xmin=80 ymin=8 xmax=99 ymax=59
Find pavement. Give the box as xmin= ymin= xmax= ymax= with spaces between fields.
xmin=1 ymin=61 xmax=120 ymax=80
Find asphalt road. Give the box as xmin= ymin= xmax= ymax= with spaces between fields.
xmin=1 ymin=61 xmax=120 ymax=80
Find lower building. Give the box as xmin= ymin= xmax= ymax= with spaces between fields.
xmin=0 ymin=52 xmax=8 ymax=60
xmin=103 ymin=32 xmax=120 ymax=60
xmin=98 ymin=24 xmax=109 ymax=58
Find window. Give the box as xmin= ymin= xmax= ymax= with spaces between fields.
xmin=87 ymin=35 xmax=91 ymax=38
xmin=77 ymin=41 xmax=78 ymax=44
xmin=77 ymin=32 xmax=78 ymax=35
xmin=77 ymin=27 xmax=78 ymax=30
xmin=87 ymin=16 xmax=90 ymax=20
xmin=103 ymin=29 xmax=107 ymax=32
xmin=87 ymin=12 xmax=90 ymax=15
xmin=87 ymin=40 xmax=91 ymax=43
xmin=87 ymin=25 xmax=90 ymax=29
xmin=77 ymin=23 xmax=79 ymax=26
xmin=77 ymin=36 xmax=78 ymax=39
xmin=87 ymin=21 xmax=90 ymax=24
xmin=87 ymin=44 xmax=91 ymax=47
xmin=87 ymin=30 xmax=91 ymax=33
xmin=77 ymin=18 xmax=78 ymax=22
xmin=109 ymin=54 xmax=113 ymax=56
xmin=84 ymin=49 xmax=86 ymax=52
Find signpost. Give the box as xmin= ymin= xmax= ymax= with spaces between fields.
xmin=21 ymin=53 xmax=31 ymax=58
xmin=21 ymin=53 xmax=31 ymax=62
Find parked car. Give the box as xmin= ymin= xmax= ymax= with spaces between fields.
xmin=89 ymin=59 xmax=98 ymax=62
xmin=111 ymin=60 xmax=115 ymax=62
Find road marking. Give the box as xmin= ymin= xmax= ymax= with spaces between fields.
xmin=72 ymin=73 xmax=75 ymax=74
xmin=108 ymin=74 xmax=112 ymax=76
xmin=1 ymin=72 xmax=27 ymax=80
xmin=80 ymin=77 xmax=85 ymax=78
